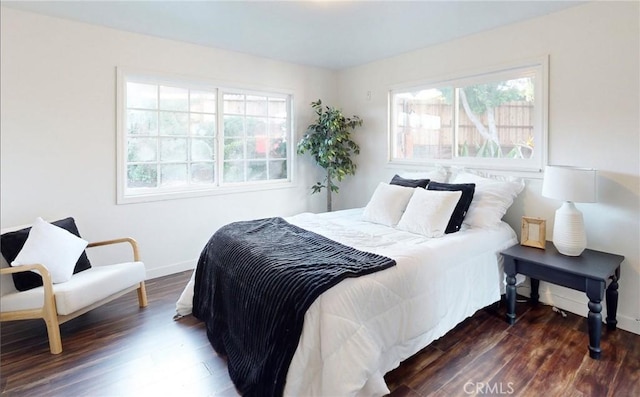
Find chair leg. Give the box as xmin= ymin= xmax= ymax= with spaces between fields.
xmin=42 ymin=300 xmax=62 ymax=354
xmin=137 ymin=281 xmax=148 ymax=308
xmin=44 ymin=317 xmax=63 ymax=354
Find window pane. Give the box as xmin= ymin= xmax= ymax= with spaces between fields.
xmin=128 ymin=110 xmax=158 ymax=136
xmin=248 ymin=161 xmax=267 ymax=181
xmin=246 ymin=95 xmax=268 ymax=116
xmin=191 ymin=162 xmax=215 ymax=184
xmin=224 ymin=115 xmax=244 ymax=137
xmin=269 ymin=118 xmax=287 ymax=137
xmin=127 ymin=83 xmax=157 ymax=109
xmin=269 ymin=138 xmax=287 ymax=159
xmin=246 ymin=117 xmax=267 ymax=137
xmin=159 ymin=111 xmax=189 ymax=135
xmin=268 ymin=98 xmax=287 ymax=117
xmin=457 ymin=77 xmax=535 ymax=159
xmin=392 ymin=88 xmax=453 ymax=160
xmin=160 ymin=164 xmax=187 ymax=187
xmin=127 ymin=164 xmax=157 ymax=188
xmin=191 ymin=113 xmax=216 ymax=136
xmin=224 ymin=138 xmax=244 ymax=160
xmin=247 ymin=138 xmax=267 ymax=159
xmin=127 ymin=138 xmax=157 ymax=162
xmin=160 ymin=138 xmax=187 ymax=162
xmin=224 ymin=94 xmax=245 ymax=115
xmin=191 ymin=138 xmax=215 ymax=161
xmin=223 ymin=161 xmax=244 ymax=183
xmin=190 ymin=90 xmax=216 ymax=113
xmin=269 ymin=160 xmax=287 ymax=180
xmin=160 ymin=86 xmax=188 ymax=111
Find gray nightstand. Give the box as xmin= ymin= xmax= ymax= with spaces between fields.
xmin=501 ymin=241 xmax=624 ymax=359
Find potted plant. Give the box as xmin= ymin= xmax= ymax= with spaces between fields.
xmin=297 ymin=99 xmax=363 ymax=212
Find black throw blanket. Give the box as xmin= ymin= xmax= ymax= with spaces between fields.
xmin=192 ymin=217 xmax=396 ymax=397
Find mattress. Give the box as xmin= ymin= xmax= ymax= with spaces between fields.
xmin=176 ymin=208 xmax=519 ymax=396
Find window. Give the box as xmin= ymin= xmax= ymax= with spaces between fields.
xmin=389 ymin=57 xmax=547 ymax=171
xmin=117 ymin=69 xmax=292 ymax=203
xmin=222 ymin=93 xmax=289 ymax=183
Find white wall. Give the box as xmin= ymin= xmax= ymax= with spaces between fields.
xmin=0 ymin=7 xmax=334 ymax=278
xmin=336 ymin=1 xmax=639 ymax=334
xmin=2 ymin=3 xmax=638 ymax=335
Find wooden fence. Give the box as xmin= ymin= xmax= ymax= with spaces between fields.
xmin=394 ymin=100 xmax=534 ymax=159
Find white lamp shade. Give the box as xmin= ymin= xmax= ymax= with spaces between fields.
xmin=542 ymin=166 xmax=597 ymax=203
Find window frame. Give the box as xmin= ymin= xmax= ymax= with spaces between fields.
xmin=388 ymin=56 xmax=548 ymax=173
xmin=116 ymin=68 xmax=295 ymax=204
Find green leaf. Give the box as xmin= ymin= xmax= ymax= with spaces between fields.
xmin=297 ymin=99 xmax=363 ymax=207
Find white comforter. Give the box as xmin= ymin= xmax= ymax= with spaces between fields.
xmin=176 ymin=208 xmax=518 ymax=396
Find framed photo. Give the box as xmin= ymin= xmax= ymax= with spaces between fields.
xmin=521 ymin=217 xmax=546 ymax=249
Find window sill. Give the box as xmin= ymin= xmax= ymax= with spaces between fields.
xmin=117 ymin=180 xmax=295 ymax=205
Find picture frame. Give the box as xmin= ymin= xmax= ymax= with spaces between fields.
xmin=521 ymin=216 xmax=546 ymax=249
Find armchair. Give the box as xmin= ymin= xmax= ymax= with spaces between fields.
xmin=1 ymin=223 xmax=148 ymax=354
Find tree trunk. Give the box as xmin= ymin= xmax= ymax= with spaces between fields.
xmin=485 ymin=108 xmax=502 ymax=156
xmin=326 ymin=170 xmax=332 ymax=212
xmin=459 ymin=89 xmax=502 ymax=155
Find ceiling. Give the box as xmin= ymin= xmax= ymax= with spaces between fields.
xmin=3 ymin=1 xmax=584 ymax=70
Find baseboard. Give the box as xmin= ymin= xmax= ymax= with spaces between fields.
xmin=517 ymin=283 xmax=640 ymax=335
xmin=146 ymin=259 xmax=196 ymax=280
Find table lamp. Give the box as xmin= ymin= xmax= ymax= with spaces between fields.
xmin=541 ymin=165 xmax=597 ymax=256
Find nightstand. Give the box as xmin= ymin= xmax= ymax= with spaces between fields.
xmin=501 ymin=241 xmax=624 ymax=359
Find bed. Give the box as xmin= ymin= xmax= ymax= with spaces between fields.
xmin=175 ymin=171 xmax=525 ymax=396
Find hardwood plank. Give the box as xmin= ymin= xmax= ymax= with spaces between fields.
xmin=513 ymin=324 xmax=586 ymax=396
xmin=571 ymin=334 xmax=624 ymax=397
xmin=609 ymin=357 xmax=640 ymax=397
xmin=607 ymin=328 xmax=640 ymax=397
xmin=485 ymin=307 xmax=584 ymax=395
xmin=3 ymin=271 xmax=639 ymax=397
xmin=405 ymin=313 xmax=509 ymax=395
xmin=388 ymin=384 xmax=422 ymax=397
xmin=436 ymin=332 xmax=524 ymax=395
xmin=384 ymin=345 xmax=443 ymax=391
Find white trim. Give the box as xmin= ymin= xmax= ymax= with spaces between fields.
xmin=145 ymin=259 xmax=196 ymax=280
xmin=517 ymin=282 xmax=640 ymax=335
xmin=120 ymin=180 xmax=298 ymax=204
xmin=116 ymin=67 xmax=127 ymax=204
xmin=388 ymin=55 xmax=549 ymax=93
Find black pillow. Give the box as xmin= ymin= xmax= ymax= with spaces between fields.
xmin=389 ymin=174 xmax=430 ymax=189
xmin=1 ymin=217 xmax=92 ymax=291
xmin=427 ymin=182 xmax=476 ymax=234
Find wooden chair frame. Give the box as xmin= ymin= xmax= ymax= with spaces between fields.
xmin=0 ymin=237 xmax=148 ymax=354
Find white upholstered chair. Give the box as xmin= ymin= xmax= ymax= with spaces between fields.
xmin=1 ymin=222 xmax=148 ymax=354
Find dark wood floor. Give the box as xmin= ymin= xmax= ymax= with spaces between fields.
xmin=2 ymin=271 xmax=639 ymax=396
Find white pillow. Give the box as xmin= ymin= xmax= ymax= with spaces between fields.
xmin=451 ymin=172 xmax=525 ymax=228
xmin=397 ymin=189 xmax=462 ymax=237
xmin=362 ymin=182 xmax=415 ymax=226
xmin=11 ymin=217 xmax=88 ymax=284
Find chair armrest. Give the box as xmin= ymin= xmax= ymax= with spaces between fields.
xmin=87 ymin=237 xmax=140 ymax=262
xmin=0 ymin=264 xmax=55 ymax=305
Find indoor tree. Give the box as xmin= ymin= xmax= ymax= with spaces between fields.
xmin=297 ymin=99 xmax=363 ymax=212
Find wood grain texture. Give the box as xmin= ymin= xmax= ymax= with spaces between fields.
xmin=2 ymin=271 xmax=638 ymax=396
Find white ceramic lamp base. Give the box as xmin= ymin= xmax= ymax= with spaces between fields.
xmin=552 ymin=201 xmax=587 ymax=256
